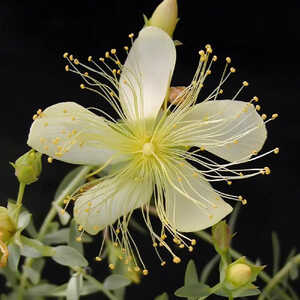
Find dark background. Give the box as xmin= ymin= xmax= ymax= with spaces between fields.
xmin=1 ymin=0 xmax=299 ymax=299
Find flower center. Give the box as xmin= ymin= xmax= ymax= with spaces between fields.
xmin=142 ymin=142 xmax=154 ymax=156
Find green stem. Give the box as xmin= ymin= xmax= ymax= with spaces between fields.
xmin=15 ymin=183 xmax=26 ymax=223
xmin=195 ymin=231 xmax=294 ymax=300
xmin=82 ymin=273 xmax=119 ymax=300
xmin=258 ymin=254 xmax=300 ymax=300
xmin=18 ymin=166 xmax=93 ymax=300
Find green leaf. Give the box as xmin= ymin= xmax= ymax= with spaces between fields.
xmin=272 ymin=231 xmax=280 ymax=276
xmin=154 ymin=292 xmax=169 ymax=300
xmin=174 ymin=283 xmax=211 ymax=298
xmin=200 ymin=254 xmax=220 ymax=284
xmin=26 ymin=283 xmax=59 ymax=296
xmin=103 ymin=274 xmax=131 ymax=290
xmin=20 ymin=236 xmax=55 ymax=258
xmin=7 ymin=244 xmax=21 ymax=273
xmin=232 ymin=284 xmax=261 ymax=297
xmin=67 ymin=274 xmax=81 ymax=300
xmin=69 ymin=219 xmax=83 ymax=254
xmin=43 ymin=228 xmax=70 ymax=245
xmin=52 ymin=246 xmax=88 ymax=267
xmin=17 ymin=211 xmax=32 ymax=230
xmin=184 ymin=260 xmax=198 ymax=285
xmin=54 ymin=166 xmax=86 ymax=201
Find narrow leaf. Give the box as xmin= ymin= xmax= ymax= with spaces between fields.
xmin=67 ymin=275 xmax=81 ymax=300
xmin=184 ymin=260 xmax=198 ymax=285
xmin=43 ymin=228 xmax=70 ymax=245
xmin=175 ymin=283 xmax=211 ymax=298
xmin=52 ymin=246 xmax=88 ymax=267
xmin=7 ymin=244 xmax=21 ymax=272
xmin=103 ymin=274 xmax=131 ymax=290
xmin=20 ymin=236 xmax=54 ymax=258
xmin=272 ymin=231 xmax=280 ymax=276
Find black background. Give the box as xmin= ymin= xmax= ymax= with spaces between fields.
xmin=1 ymin=0 xmax=299 ymax=299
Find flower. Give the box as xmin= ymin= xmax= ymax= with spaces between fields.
xmin=27 ymin=26 xmax=278 ymax=270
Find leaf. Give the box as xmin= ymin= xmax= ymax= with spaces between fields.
xmin=185 ymin=260 xmax=199 ymax=285
xmin=43 ymin=228 xmax=70 ymax=245
xmin=23 ymin=266 xmax=40 ymax=285
xmin=69 ymin=219 xmax=83 ymax=254
xmin=174 ymin=283 xmax=211 ymax=298
xmin=54 ymin=166 xmax=86 ymax=201
xmin=52 ymin=246 xmax=88 ymax=267
xmin=289 ymin=261 xmax=299 ymax=280
xmin=20 ymin=236 xmax=55 ymax=258
xmin=17 ymin=211 xmax=32 ymax=230
xmin=26 ymin=283 xmax=59 ymax=296
xmin=28 ymin=258 xmax=45 ymax=284
xmin=154 ymin=292 xmax=169 ymax=300
xmin=7 ymin=244 xmax=21 ymax=272
xmin=272 ymin=231 xmax=280 ymax=276
xmin=67 ymin=275 xmax=81 ymax=300
xmin=103 ymin=274 xmax=131 ymax=290
xmin=200 ymin=254 xmax=220 ymax=284
xmin=232 ymin=284 xmax=261 ymax=297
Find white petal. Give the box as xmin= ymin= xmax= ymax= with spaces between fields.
xmin=181 ymin=100 xmax=267 ymax=162
xmin=119 ymin=26 xmax=176 ymax=120
xmin=27 ymin=102 xmax=128 ymax=165
xmin=165 ymin=163 xmax=232 ymax=232
xmin=74 ymin=176 xmax=153 ymax=234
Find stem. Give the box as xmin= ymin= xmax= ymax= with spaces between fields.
xmin=18 ymin=166 xmax=93 ymax=300
xmin=195 ymin=231 xmax=294 ymax=300
xmin=15 ymin=183 xmax=26 ymax=223
xmin=82 ymin=273 xmax=119 ymax=300
xmin=258 ymin=254 xmax=300 ymax=300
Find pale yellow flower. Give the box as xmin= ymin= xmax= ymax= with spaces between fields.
xmin=27 ymin=26 xmax=278 ymax=270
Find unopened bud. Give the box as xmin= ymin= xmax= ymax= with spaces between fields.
xmin=212 ymin=221 xmax=232 ymax=255
xmin=11 ymin=150 xmax=42 ymax=185
xmin=227 ymin=263 xmax=252 ymax=287
xmin=148 ymin=0 xmax=178 ymax=37
xmin=0 ymin=207 xmax=16 ymax=243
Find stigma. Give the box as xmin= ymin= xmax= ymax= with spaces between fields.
xmin=143 ymin=142 xmax=155 ymax=156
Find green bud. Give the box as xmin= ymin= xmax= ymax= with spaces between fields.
xmin=212 ymin=221 xmax=232 ymax=256
xmin=224 ymin=257 xmax=265 ymax=290
xmin=0 ymin=207 xmax=16 ymax=243
xmin=148 ymin=0 xmax=178 ymax=37
xmin=11 ymin=149 xmax=42 ymax=185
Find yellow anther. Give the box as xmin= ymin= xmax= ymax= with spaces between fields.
xmin=191 ymin=239 xmax=197 ymax=246
xmin=230 ymin=67 xmax=236 ymax=73
xmin=243 ymin=81 xmax=249 ymax=86
xmin=153 ymin=242 xmax=158 ymax=247
xmin=227 ymin=181 xmax=232 ymax=186
xmin=253 ymin=96 xmax=259 ymax=102
xmin=161 ymin=261 xmax=166 ymax=267
xmin=261 ymin=114 xmax=267 ymax=120
xmin=239 ymin=172 xmax=244 ymax=176
xmin=36 ymin=109 xmax=42 ymax=115
xmin=142 ymin=269 xmax=149 ymax=276
xmin=111 ymin=49 xmax=116 ymax=55
xmin=198 ymin=50 xmax=205 ymax=56
xmin=124 ymin=46 xmax=129 ymax=51
xmin=242 ymin=199 xmax=247 ymax=205
xmin=252 ymin=150 xmax=258 ymax=155
xmin=109 ymin=264 xmax=115 ymax=270
xmin=274 ymin=147 xmax=279 ymax=154
xmin=134 ymin=266 xmax=140 ymax=272
xmin=115 ymin=228 xmax=120 ymax=234
xmin=173 ymin=256 xmax=181 ymax=264
xmin=233 ymin=139 xmax=239 ymax=144
xmin=74 ymin=59 xmax=79 ymax=65
xmin=47 ymin=157 xmax=53 ymax=163
xmin=78 ymin=225 xmax=83 ymax=231
xmin=206 ymin=69 xmax=212 ymax=75
xmin=173 ymin=238 xmax=180 ymax=244
xmin=272 ymin=113 xmax=278 ymax=120
xmin=95 ymin=256 xmax=102 ymax=262
xmin=188 ymin=246 xmax=194 ymax=252
xmin=238 ymin=195 xmax=243 ymax=201
xmin=200 ymin=146 xmax=205 ymax=151
xmin=105 ymin=51 xmax=110 ymax=58
xmin=112 ymin=69 xmax=117 ymax=75
xmin=32 ymin=114 xmax=38 ymax=120
xmin=63 ymin=52 xmax=69 ymax=58
xmin=76 ymin=236 xmax=82 ymax=242
xmin=255 ymin=105 xmax=261 ymax=111
xmin=80 ymin=84 xmax=85 ymax=89
xmin=128 ymin=33 xmax=134 ymax=39
xmin=212 ymin=55 xmax=217 ymax=61
xmin=88 ymin=56 xmax=92 ymax=62
xmin=161 ymin=233 xmax=167 ymax=240
xmin=63 ymin=199 xmax=69 ymax=204
xmin=99 ymin=57 xmax=104 ymax=62
xmin=117 ymin=69 xmax=121 ymax=75
xmin=205 ymin=44 xmax=211 ymax=49
xmin=179 ymin=244 xmax=184 ymax=249
xmin=69 ymin=54 xmax=73 ymax=61
xmin=226 ymin=57 xmax=231 ymax=64
xmin=219 ymin=89 xmax=224 ymax=94
xmin=206 ymin=47 xmax=213 ymax=54
xmin=264 ymin=166 xmax=271 ymax=175
xmin=84 ymin=72 xmax=89 ymax=77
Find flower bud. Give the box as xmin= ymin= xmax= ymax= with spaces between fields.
xmin=212 ymin=221 xmax=232 ymax=256
xmin=11 ymin=149 xmax=42 ymax=185
xmin=227 ymin=263 xmax=252 ymax=287
xmin=148 ymin=0 xmax=178 ymax=37
xmin=0 ymin=207 xmax=16 ymax=243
